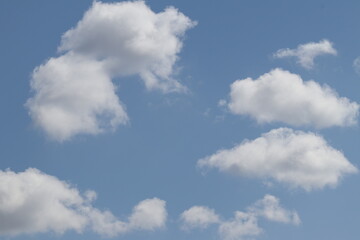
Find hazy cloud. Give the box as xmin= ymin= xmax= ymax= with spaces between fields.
xmin=273 ymin=39 xmax=337 ymax=69
xmin=0 ymin=168 xmax=167 ymax=237
xmin=26 ymin=1 xmax=196 ymax=141
xmin=198 ymin=128 xmax=358 ymax=191
xmin=353 ymin=57 xmax=360 ymax=75
xmin=227 ymin=68 xmax=359 ymax=128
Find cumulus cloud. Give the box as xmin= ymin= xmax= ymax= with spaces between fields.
xmin=227 ymin=68 xmax=359 ymax=128
xmin=0 ymin=168 xmax=167 ymax=237
xmin=26 ymin=1 xmax=196 ymax=141
xmin=248 ymin=195 xmax=300 ymax=225
xmin=273 ymin=39 xmax=337 ymax=69
xmin=181 ymin=195 xmax=299 ymax=240
xmin=198 ymin=128 xmax=358 ymax=191
xmin=180 ymin=206 xmax=220 ymax=229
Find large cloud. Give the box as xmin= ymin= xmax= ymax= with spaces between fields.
xmin=273 ymin=39 xmax=337 ymax=69
xmin=180 ymin=195 xmax=299 ymax=240
xmin=0 ymin=168 xmax=167 ymax=237
xmin=198 ymin=128 xmax=358 ymax=191
xmin=26 ymin=1 xmax=196 ymax=141
xmin=227 ymin=68 xmax=359 ymax=128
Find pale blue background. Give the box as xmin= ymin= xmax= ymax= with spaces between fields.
xmin=0 ymin=0 xmax=359 ymax=239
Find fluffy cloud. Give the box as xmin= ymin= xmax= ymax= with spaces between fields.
xmin=227 ymin=68 xmax=359 ymax=128
xmin=26 ymin=1 xmax=196 ymax=141
xmin=0 ymin=168 xmax=167 ymax=237
xmin=219 ymin=211 xmax=262 ymax=240
xmin=273 ymin=39 xmax=337 ymax=69
xmin=181 ymin=195 xmax=299 ymax=240
xmin=180 ymin=206 xmax=220 ymax=229
xmin=248 ymin=195 xmax=300 ymax=225
xmin=26 ymin=54 xmax=128 ymax=141
xmin=198 ymin=128 xmax=358 ymax=191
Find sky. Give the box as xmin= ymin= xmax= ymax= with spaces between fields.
xmin=0 ymin=0 xmax=360 ymax=240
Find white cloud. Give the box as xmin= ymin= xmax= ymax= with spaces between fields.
xmin=26 ymin=54 xmax=128 ymax=142
xmin=0 ymin=168 xmax=167 ymax=237
xmin=353 ymin=57 xmax=360 ymax=75
xmin=227 ymin=68 xmax=359 ymax=128
xmin=198 ymin=128 xmax=358 ymax=191
xmin=273 ymin=39 xmax=337 ymax=69
xmin=181 ymin=195 xmax=299 ymax=240
xmin=26 ymin=1 xmax=196 ymax=141
xmin=180 ymin=206 xmax=220 ymax=229
xmin=219 ymin=211 xmax=262 ymax=240
xmin=248 ymin=195 xmax=300 ymax=225
xmin=128 ymin=198 xmax=167 ymax=231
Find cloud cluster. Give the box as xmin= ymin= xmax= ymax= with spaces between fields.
xmin=26 ymin=1 xmax=196 ymax=141
xmin=181 ymin=195 xmax=299 ymax=240
xmin=198 ymin=128 xmax=357 ymax=191
xmin=0 ymin=168 xmax=167 ymax=237
xmin=227 ymin=68 xmax=359 ymax=128
xmin=273 ymin=39 xmax=337 ymax=69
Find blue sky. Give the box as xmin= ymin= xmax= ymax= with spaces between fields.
xmin=0 ymin=0 xmax=360 ymax=240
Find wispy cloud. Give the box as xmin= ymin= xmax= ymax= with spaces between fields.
xmin=273 ymin=39 xmax=337 ymax=69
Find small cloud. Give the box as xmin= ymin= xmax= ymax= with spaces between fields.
xmin=273 ymin=39 xmax=337 ymax=69
xmin=218 ymin=99 xmax=227 ymax=107
xmin=180 ymin=206 xmax=220 ymax=230
xmin=353 ymin=57 xmax=360 ymax=75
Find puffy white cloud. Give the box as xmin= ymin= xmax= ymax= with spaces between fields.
xmin=26 ymin=54 xmax=128 ymax=142
xmin=180 ymin=206 xmax=220 ymax=229
xmin=181 ymin=195 xmax=299 ymax=240
xmin=227 ymin=68 xmax=359 ymax=128
xmin=59 ymin=0 xmax=196 ymax=92
xmin=198 ymin=128 xmax=358 ymax=191
xmin=26 ymin=1 xmax=196 ymax=141
xmin=273 ymin=39 xmax=337 ymax=69
xmin=128 ymin=198 xmax=167 ymax=231
xmin=0 ymin=168 xmax=167 ymax=237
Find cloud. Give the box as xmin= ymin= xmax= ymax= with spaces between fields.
xmin=181 ymin=195 xmax=299 ymax=240
xmin=227 ymin=68 xmax=359 ymax=128
xmin=26 ymin=54 xmax=128 ymax=141
xmin=0 ymin=168 xmax=167 ymax=237
xmin=26 ymin=1 xmax=196 ymax=141
xmin=219 ymin=211 xmax=262 ymax=240
xmin=353 ymin=57 xmax=360 ymax=75
xmin=180 ymin=206 xmax=220 ymax=230
xmin=198 ymin=128 xmax=358 ymax=191
xmin=273 ymin=39 xmax=337 ymax=69
xmin=248 ymin=195 xmax=300 ymax=225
